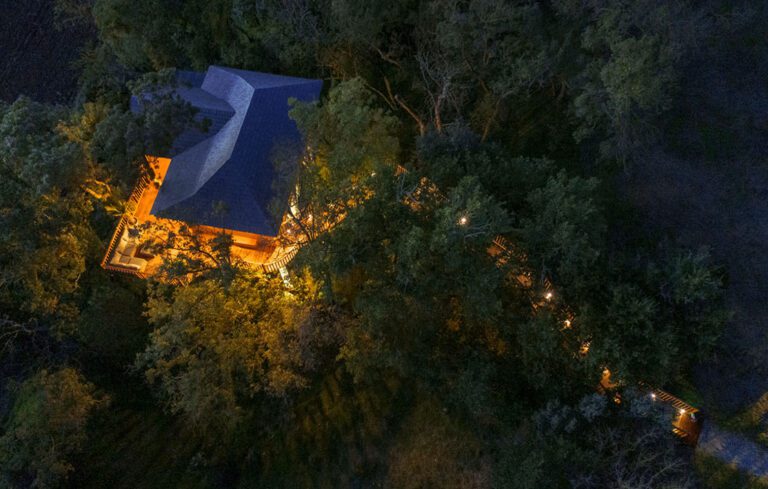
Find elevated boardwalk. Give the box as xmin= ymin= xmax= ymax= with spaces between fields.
xmin=648 ymin=386 xmax=703 ymax=446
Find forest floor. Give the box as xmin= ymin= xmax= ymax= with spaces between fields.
xmin=68 ymin=399 xmax=211 ymax=489
xmin=0 ymin=0 xmax=94 ymax=103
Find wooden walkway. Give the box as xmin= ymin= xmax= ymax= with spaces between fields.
xmin=101 ymin=158 xmax=300 ymax=278
xmin=648 ymin=386 xmax=703 ymax=446
xmin=599 ymin=373 xmax=704 ymax=446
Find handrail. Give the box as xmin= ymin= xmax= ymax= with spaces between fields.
xmin=126 ymin=174 xmax=150 ymax=211
xmin=262 ymin=247 xmax=299 ymax=273
xmin=102 ymin=262 xmax=147 ymax=278
xmin=100 ymin=214 xmax=129 ymax=269
xmin=646 ymin=385 xmax=699 ymax=414
xmin=102 ymin=165 xmax=530 ymax=279
xmin=100 ymin=174 xmax=151 ymax=273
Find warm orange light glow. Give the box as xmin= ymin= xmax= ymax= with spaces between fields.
xmin=103 ymin=155 xmax=290 ymax=277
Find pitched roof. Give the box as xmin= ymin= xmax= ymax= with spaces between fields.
xmin=133 ymin=66 xmax=322 ymax=236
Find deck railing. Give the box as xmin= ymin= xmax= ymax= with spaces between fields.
xmin=639 ymin=383 xmax=702 ymax=446
xmin=126 ymin=174 xmax=151 ymax=212
xmin=262 ymin=247 xmax=299 ymax=273
xmin=100 ymin=214 xmax=128 ymax=268
xmin=100 ymin=174 xmax=151 ymax=276
xmin=648 ymin=387 xmax=699 ymax=414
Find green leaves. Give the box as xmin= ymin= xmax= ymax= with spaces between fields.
xmin=0 ymin=368 xmax=107 ymax=489
xmin=521 ymin=171 xmax=605 ymax=299
xmin=434 ymin=176 xmax=511 ymax=249
xmin=592 ymin=284 xmax=674 ymax=383
xmin=556 ymin=0 xmax=713 ymax=161
xmin=0 ymin=99 xmax=93 ymax=325
xmin=280 ymin=79 xmax=400 ymax=254
xmin=136 ymin=272 xmax=343 ymax=436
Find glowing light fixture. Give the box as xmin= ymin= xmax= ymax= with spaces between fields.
xmin=458 ymin=215 xmax=469 ymax=226
xmin=545 ymin=292 xmax=553 ymax=300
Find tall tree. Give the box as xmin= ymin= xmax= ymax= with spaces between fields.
xmin=0 ymin=368 xmax=107 ymax=489
xmin=136 ymin=270 xmax=343 ymax=436
xmin=0 ymin=98 xmax=92 ymax=326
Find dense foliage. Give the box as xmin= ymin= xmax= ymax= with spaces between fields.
xmin=4 ymin=0 xmax=761 ymax=487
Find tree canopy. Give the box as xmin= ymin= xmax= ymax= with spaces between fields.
xmin=0 ymin=0 xmax=747 ymax=486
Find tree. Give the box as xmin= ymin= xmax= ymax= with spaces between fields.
xmin=416 ymin=125 xmax=555 ymax=208
xmin=587 ymin=284 xmax=675 ymax=384
xmin=325 ymin=0 xmax=553 ymax=138
xmin=424 ymin=0 xmax=552 ymax=138
xmin=0 ymin=98 xmax=92 ymax=326
xmin=227 ymin=0 xmax=326 ymax=75
xmin=0 ymin=368 xmax=107 ymax=489
xmin=276 ymin=78 xmax=400 ymax=291
xmin=85 ymin=69 xmax=201 ymax=188
xmin=514 ymin=311 xmax=598 ymax=399
xmin=520 ymin=171 xmax=605 ymax=300
xmin=570 ymin=423 xmax=694 ymax=489
xmin=77 ymin=277 xmax=150 ymax=367
xmin=250 ymin=367 xmax=407 ymax=489
xmin=136 ymin=270 xmax=343 ymax=436
xmin=552 ymin=0 xmax=713 ymax=162
xmin=92 ymin=0 xmax=324 ymax=75
xmin=655 ymin=246 xmax=728 ymax=359
xmin=527 ymin=390 xmax=694 ymax=489
xmin=385 ymin=400 xmax=492 ymax=489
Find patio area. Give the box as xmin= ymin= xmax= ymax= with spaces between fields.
xmin=102 ymin=157 xmax=298 ymax=278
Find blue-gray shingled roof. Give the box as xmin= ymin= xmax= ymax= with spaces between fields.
xmin=132 ymin=66 xmax=322 ymax=236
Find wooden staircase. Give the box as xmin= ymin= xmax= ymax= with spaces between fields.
xmin=646 ymin=385 xmax=702 ymax=446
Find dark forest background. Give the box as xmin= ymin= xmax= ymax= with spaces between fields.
xmin=2 ymin=0 xmax=768 ymax=487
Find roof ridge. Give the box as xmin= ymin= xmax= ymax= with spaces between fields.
xmin=148 ymin=66 xmax=322 ymax=235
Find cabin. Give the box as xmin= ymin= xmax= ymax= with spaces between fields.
xmin=101 ymin=66 xmax=322 ymax=277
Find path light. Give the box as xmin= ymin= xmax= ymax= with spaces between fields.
xmin=545 ymin=291 xmax=553 ymax=301
xmin=563 ymin=319 xmax=572 ymax=328
xmin=458 ymin=215 xmax=469 ymax=226
xmin=679 ymin=408 xmax=686 ymax=416
xmin=650 ymin=393 xmax=656 ymax=400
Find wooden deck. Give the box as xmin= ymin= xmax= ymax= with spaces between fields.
xmin=648 ymin=386 xmax=703 ymax=446
xmin=597 ymin=372 xmax=703 ymax=446
xmin=102 ymin=156 xmax=299 ymax=278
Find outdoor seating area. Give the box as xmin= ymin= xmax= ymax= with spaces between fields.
xmin=108 ymin=226 xmax=149 ymax=271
